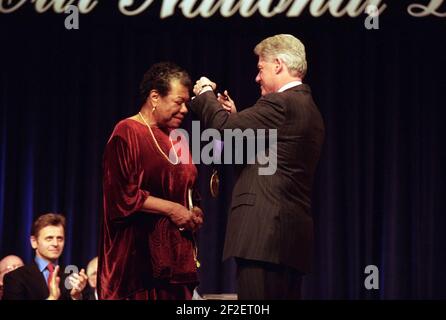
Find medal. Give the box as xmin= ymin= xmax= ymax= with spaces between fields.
xmin=210 ymin=169 xmax=220 ymax=198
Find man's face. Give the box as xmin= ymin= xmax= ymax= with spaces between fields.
xmin=255 ymin=57 xmax=277 ymax=96
xmin=88 ymin=269 xmax=97 ymax=289
xmin=87 ymin=259 xmax=98 ymax=288
xmin=155 ymin=79 xmax=189 ymax=129
xmin=30 ymin=225 xmax=65 ymax=262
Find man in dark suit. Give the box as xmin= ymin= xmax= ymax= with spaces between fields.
xmin=85 ymin=256 xmax=98 ymax=300
xmin=0 ymin=255 xmax=24 ymax=299
xmin=2 ymin=213 xmax=88 ymax=300
xmin=191 ymin=34 xmax=325 ymax=299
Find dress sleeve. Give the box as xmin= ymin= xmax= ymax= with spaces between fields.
xmin=102 ymin=133 xmax=150 ymax=222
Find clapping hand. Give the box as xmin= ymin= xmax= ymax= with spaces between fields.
xmin=47 ymin=265 xmax=61 ymax=300
xmin=69 ymin=268 xmax=88 ymax=300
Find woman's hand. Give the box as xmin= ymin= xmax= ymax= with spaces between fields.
xmin=141 ymin=196 xmax=204 ymax=232
xmin=168 ymin=203 xmax=197 ymax=231
xmin=191 ymin=206 xmax=204 ymax=232
xmin=217 ymin=90 xmax=237 ymax=113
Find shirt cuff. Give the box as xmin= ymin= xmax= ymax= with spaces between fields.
xmin=198 ymin=84 xmax=213 ymax=95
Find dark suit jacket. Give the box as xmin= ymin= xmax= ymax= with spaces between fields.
xmin=2 ymin=262 xmax=73 ymax=300
xmin=190 ymin=84 xmax=324 ymax=273
xmin=84 ymin=285 xmax=98 ymax=300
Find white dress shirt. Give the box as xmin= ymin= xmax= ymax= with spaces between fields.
xmin=278 ymin=81 xmax=302 ymax=93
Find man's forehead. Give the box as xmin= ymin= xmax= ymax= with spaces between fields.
xmin=38 ymin=225 xmax=64 ymax=236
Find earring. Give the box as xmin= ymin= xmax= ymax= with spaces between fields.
xmin=152 ymin=106 xmax=157 ymax=113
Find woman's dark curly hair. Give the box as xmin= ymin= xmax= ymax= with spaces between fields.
xmin=139 ymin=62 xmax=191 ymax=104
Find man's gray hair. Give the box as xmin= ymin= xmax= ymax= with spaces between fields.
xmin=254 ymin=34 xmax=307 ymax=79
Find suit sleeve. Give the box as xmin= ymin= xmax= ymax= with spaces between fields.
xmin=102 ymin=132 xmax=150 ymax=222
xmin=2 ymin=272 xmax=26 ymax=300
xmin=190 ymin=91 xmax=285 ymax=131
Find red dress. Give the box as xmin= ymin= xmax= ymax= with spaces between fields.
xmin=98 ymin=119 xmax=199 ymax=300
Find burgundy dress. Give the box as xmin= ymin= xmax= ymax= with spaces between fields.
xmin=98 ymin=119 xmax=199 ymax=300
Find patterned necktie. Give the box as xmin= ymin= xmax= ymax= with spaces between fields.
xmin=47 ymin=263 xmax=54 ymax=287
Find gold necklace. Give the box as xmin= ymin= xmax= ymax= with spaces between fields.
xmin=139 ymin=112 xmax=179 ymax=165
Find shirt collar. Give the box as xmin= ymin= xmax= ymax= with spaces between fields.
xmin=35 ymin=256 xmax=58 ymax=272
xmin=278 ymin=81 xmax=302 ymax=93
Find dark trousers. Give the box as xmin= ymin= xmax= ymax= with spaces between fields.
xmin=236 ymin=258 xmax=303 ymax=300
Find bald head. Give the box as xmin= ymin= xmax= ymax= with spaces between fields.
xmin=0 ymin=255 xmax=24 ymax=284
xmin=86 ymin=257 xmax=98 ymax=289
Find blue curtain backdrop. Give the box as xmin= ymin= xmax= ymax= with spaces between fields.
xmin=1 ymin=2 xmax=445 ymax=299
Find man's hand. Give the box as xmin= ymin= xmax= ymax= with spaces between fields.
xmin=193 ymin=76 xmax=217 ymax=96
xmin=168 ymin=203 xmax=197 ymax=231
xmin=69 ymin=269 xmax=88 ymax=300
xmin=217 ymin=90 xmax=237 ymax=113
xmin=47 ymin=265 xmax=61 ymax=300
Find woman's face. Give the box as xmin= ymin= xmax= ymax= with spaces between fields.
xmin=154 ymin=79 xmax=189 ymax=128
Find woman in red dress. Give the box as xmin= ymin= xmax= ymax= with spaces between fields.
xmin=98 ymin=62 xmax=203 ymax=300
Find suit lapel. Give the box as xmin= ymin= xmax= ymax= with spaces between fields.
xmin=28 ymin=262 xmax=50 ymax=299
xmin=31 ymin=262 xmax=71 ymax=300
